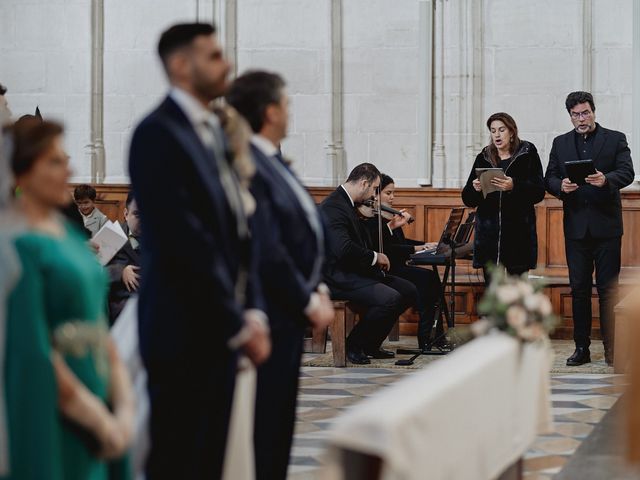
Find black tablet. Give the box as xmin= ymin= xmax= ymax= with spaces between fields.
xmin=565 ymin=159 xmax=596 ymax=185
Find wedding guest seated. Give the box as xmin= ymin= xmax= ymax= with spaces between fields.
xmin=320 ymin=163 xmax=417 ymax=364
xmin=106 ymin=192 xmax=142 ymax=325
xmin=73 ymin=184 xmax=107 ymax=236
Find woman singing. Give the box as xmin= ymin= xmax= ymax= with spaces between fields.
xmin=462 ymin=112 xmax=545 ymax=282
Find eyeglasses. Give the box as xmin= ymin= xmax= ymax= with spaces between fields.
xmin=570 ymin=110 xmax=592 ymax=120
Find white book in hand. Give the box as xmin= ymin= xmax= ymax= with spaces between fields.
xmin=93 ymin=220 xmax=128 ymax=265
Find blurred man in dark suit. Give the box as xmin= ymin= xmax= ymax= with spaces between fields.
xmin=128 ymin=23 xmax=270 ymax=479
xmin=227 ymin=70 xmax=334 ymax=480
xmin=545 ymin=91 xmax=634 ymax=367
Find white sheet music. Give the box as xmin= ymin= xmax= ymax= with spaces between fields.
xmin=92 ymin=220 xmax=128 ymax=265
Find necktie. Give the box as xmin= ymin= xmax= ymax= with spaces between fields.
xmin=203 ymin=119 xmax=248 ymax=239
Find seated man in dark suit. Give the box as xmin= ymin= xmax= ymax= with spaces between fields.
xmin=320 ymin=163 xmax=418 ymax=364
xmin=106 ymin=191 xmax=141 ymax=324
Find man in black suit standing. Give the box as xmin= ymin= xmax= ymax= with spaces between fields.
xmin=129 ymin=23 xmax=270 ymax=479
xmin=321 ymin=163 xmax=418 ymax=364
xmin=106 ymin=191 xmax=141 ymax=325
xmin=545 ymin=91 xmax=634 ymax=367
xmin=227 ymin=70 xmax=334 ymax=480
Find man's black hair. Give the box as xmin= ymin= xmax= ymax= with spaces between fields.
xmin=565 ymin=91 xmax=595 ymax=113
xmin=157 ymin=23 xmax=216 ymax=71
xmin=226 ymin=70 xmax=285 ymax=133
xmin=346 ymin=163 xmax=381 ymax=184
xmin=125 ymin=191 xmax=135 ymax=208
xmin=73 ymin=184 xmax=97 ymax=202
xmin=0 ymin=83 xmax=6 ymax=96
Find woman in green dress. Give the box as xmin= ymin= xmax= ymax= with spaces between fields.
xmin=1 ymin=118 xmax=134 ymax=480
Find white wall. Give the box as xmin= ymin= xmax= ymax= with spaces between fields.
xmin=0 ymin=0 xmax=634 ymax=187
xmin=0 ymin=0 xmax=92 ymax=179
xmin=237 ymin=0 xmax=333 ymax=184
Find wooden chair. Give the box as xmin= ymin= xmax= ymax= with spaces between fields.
xmin=304 ymin=301 xmax=403 ymax=367
xmin=303 ymin=324 xmax=329 ymax=354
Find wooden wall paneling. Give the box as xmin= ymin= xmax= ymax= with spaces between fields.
xmin=545 ymin=206 xmax=568 ymax=271
xmin=622 ymin=208 xmax=640 ymax=267
xmin=76 ymin=185 xmax=640 ymax=340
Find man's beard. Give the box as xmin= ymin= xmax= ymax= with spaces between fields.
xmin=192 ymin=72 xmax=226 ymax=102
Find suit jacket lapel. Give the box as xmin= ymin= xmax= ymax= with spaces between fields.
xmin=564 ymin=131 xmax=579 ymax=162
xmin=160 ymin=97 xmax=232 ymax=237
xmin=253 ymin=147 xmax=307 ymax=224
xmin=337 ymin=187 xmax=368 ymax=247
xmin=592 ymin=124 xmax=606 ymax=164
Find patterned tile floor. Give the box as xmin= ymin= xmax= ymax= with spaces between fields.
xmin=287 ymin=363 xmax=626 ymax=479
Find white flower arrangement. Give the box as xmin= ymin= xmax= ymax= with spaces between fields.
xmin=472 ymin=267 xmax=557 ymax=342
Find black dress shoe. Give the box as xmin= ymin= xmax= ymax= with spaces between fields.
xmin=363 ymin=348 xmax=395 ymax=359
xmin=347 ymin=349 xmax=371 ymax=365
xmin=566 ymin=347 xmax=591 ymax=366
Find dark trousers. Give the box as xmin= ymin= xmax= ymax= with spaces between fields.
xmin=391 ymin=265 xmax=442 ymax=345
xmin=332 ymin=274 xmax=418 ymax=351
xmin=565 ymin=234 xmax=621 ymax=349
xmin=254 ymin=325 xmax=304 ymax=480
xmin=145 ymin=356 xmax=237 ymax=480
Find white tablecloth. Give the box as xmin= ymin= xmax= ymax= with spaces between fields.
xmin=323 ymin=333 xmax=553 ymax=480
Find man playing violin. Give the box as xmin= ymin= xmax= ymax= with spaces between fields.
xmin=320 ymin=163 xmax=418 ymax=364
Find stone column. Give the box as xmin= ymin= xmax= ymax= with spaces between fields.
xmin=633 ymin=0 xmax=640 ymax=180
xmin=463 ymin=0 xmax=483 ymax=184
xmin=217 ymin=0 xmax=237 ymax=77
xmin=196 ymin=0 xmax=215 ymax=23
xmin=89 ymin=0 xmax=105 ymax=183
xmin=327 ymin=0 xmax=345 ymax=185
xmin=417 ymin=0 xmax=434 ymax=186
xmin=582 ymin=0 xmax=593 ymax=92
xmin=431 ymin=0 xmax=446 ymax=188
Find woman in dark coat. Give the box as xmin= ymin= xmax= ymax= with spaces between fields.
xmin=365 ymin=174 xmax=444 ymax=350
xmin=462 ymin=112 xmax=545 ymax=282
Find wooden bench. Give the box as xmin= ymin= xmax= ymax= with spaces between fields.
xmin=303 ymin=301 xmax=400 ymax=366
xmin=613 ymin=286 xmax=640 ymax=373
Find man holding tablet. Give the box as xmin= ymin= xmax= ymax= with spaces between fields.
xmin=545 ymin=91 xmax=634 ymax=367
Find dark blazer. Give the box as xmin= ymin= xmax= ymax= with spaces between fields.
xmin=129 ymin=95 xmax=250 ymax=378
xmin=320 ymin=187 xmax=383 ymax=292
xmin=545 ymin=124 xmax=634 ymax=239
xmin=364 ymin=218 xmax=422 ymax=268
xmin=105 ymin=223 xmax=140 ymax=325
xmin=249 ymin=144 xmax=323 ymax=329
xmin=462 ymin=140 xmax=545 ymax=270
xmin=249 ymin=144 xmax=325 ymax=480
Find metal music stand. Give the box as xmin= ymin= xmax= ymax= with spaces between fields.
xmin=395 ymin=209 xmax=476 ymax=366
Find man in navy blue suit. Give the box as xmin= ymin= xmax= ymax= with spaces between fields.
xmin=227 ymin=71 xmax=334 ymax=480
xmin=129 ymin=23 xmax=270 ymax=480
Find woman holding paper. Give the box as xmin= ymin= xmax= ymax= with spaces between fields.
xmin=462 ymin=112 xmax=545 ymax=282
xmin=1 ymin=118 xmax=133 ymax=480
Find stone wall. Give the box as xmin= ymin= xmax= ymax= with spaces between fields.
xmin=0 ymin=0 xmax=635 ymax=186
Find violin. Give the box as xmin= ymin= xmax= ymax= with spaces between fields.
xmin=357 ymin=199 xmax=415 ymax=224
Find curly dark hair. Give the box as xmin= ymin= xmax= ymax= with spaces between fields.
xmin=565 ymin=91 xmax=595 ymax=113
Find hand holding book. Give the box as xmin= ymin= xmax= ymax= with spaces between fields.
xmin=475 ymin=168 xmax=512 ymax=198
